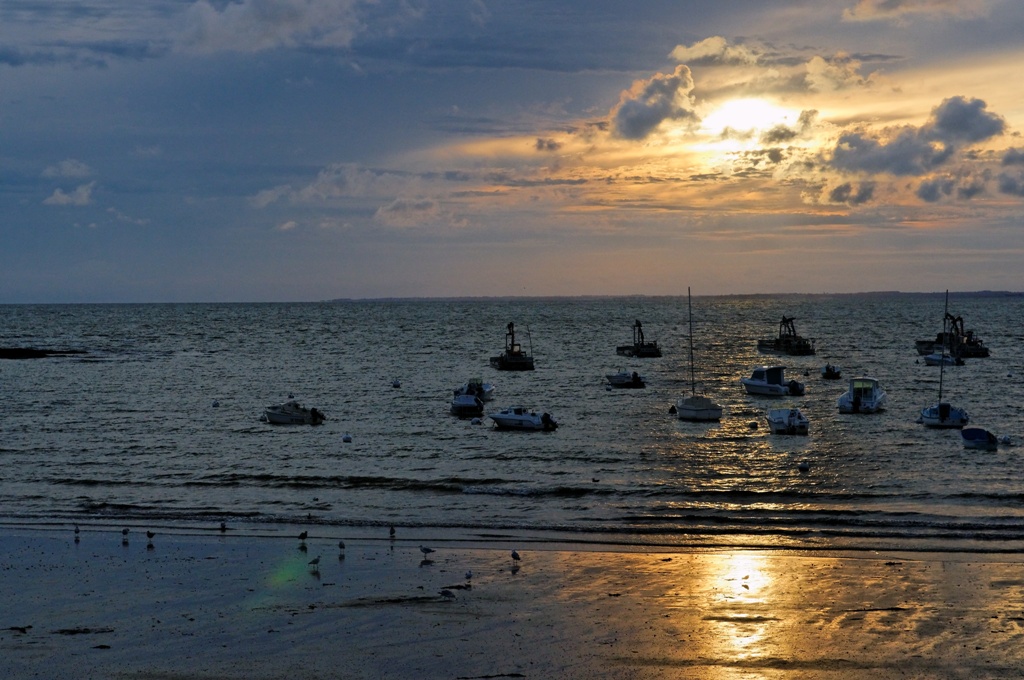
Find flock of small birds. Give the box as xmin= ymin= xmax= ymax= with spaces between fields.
xmin=72 ymin=521 xmax=524 ymax=601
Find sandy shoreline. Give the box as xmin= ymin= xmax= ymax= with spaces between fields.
xmin=3 ymin=527 xmax=1024 ymax=679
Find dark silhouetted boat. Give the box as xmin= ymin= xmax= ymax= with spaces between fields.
xmin=615 ymin=319 xmax=662 ymax=358
xmin=757 ymin=316 xmax=815 ymax=356
xmin=489 ymin=322 xmax=535 ymax=371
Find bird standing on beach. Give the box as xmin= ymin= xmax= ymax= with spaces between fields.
xmin=338 ymin=540 xmax=346 ymax=561
xmin=389 ymin=525 xmax=395 ymax=539
xmin=419 ymin=546 xmax=435 ymax=563
xmin=121 ymin=528 xmax=129 ymax=545
xmin=511 ymin=549 xmax=521 ymax=564
xmin=298 ymin=530 xmax=308 ymax=542
xmin=308 ymin=556 xmax=321 ymax=573
xmin=74 ymin=525 xmax=80 ymax=543
xmin=146 ymin=530 xmax=155 ymax=550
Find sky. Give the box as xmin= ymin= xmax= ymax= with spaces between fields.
xmin=2 ymin=0 xmax=1024 ymax=302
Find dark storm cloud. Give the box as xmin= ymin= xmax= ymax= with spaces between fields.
xmin=997 ymin=172 xmax=1024 ymax=196
xmin=830 ymin=96 xmax=1005 ymax=176
xmin=916 ymin=176 xmax=956 ymax=202
xmin=829 ymin=181 xmax=875 ymax=205
xmin=1001 ymin=148 xmax=1024 ymax=166
xmin=929 ymin=96 xmax=1005 ymax=142
xmin=611 ymin=65 xmax=696 ymax=140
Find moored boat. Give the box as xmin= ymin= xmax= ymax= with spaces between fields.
xmin=454 ymin=377 xmax=495 ymax=402
xmin=821 ymin=363 xmax=842 ymax=380
xmin=677 ymin=288 xmax=723 ymax=422
xmin=757 ymin=316 xmax=815 ymax=356
xmin=489 ymin=322 xmax=535 ymax=371
xmin=837 ymin=377 xmax=887 ymax=414
xmin=961 ymin=426 xmax=998 ymax=451
xmin=450 ymin=393 xmax=485 ymax=417
xmin=487 ymin=406 xmax=558 ymax=431
xmin=615 ymin=319 xmax=662 ymax=358
xmin=766 ymin=408 xmax=809 ymax=435
xmin=915 ymin=310 xmax=990 ymax=358
xmin=919 ymin=291 xmax=970 ymax=429
xmin=923 ymin=352 xmax=963 ymax=367
xmin=606 ymin=369 xmax=646 ymax=388
xmin=264 ymin=400 xmax=326 ymax=425
xmin=741 ymin=365 xmax=805 ymax=396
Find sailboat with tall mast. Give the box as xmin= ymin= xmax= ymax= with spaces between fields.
xmin=919 ymin=290 xmax=969 ymax=428
xmin=676 ymin=288 xmax=723 ymax=422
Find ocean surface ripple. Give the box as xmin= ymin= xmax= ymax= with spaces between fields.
xmin=3 ymin=294 xmax=1023 ymax=552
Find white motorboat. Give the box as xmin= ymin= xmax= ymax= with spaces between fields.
xmin=454 ymin=377 xmax=495 ymax=402
xmin=264 ymin=400 xmax=326 ymax=425
xmin=923 ymin=352 xmax=963 ymax=367
xmin=961 ymin=426 xmax=998 ymax=451
xmin=487 ymin=406 xmax=558 ymax=431
xmin=606 ymin=369 xmax=646 ymax=388
xmin=837 ymin=377 xmax=887 ymax=414
xmin=450 ymin=393 xmax=484 ymax=417
xmin=920 ymin=290 xmax=969 ymax=429
xmin=766 ymin=408 xmax=809 ymax=435
xmin=677 ymin=288 xmax=723 ymax=422
xmin=741 ymin=366 xmax=804 ymax=396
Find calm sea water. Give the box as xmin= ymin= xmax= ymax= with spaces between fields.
xmin=2 ymin=294 xmax=1023 ymax=552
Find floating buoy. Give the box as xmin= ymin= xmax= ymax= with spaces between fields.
xmin=748 ymin=421 xmax=759 ymax=430
xmin=392 ymin=379 xmax=401 ymax=388
xmin=668 ymin=404 xmax=677 ymax=415
xmin=212 ymin=399 xmax=220 ymax=407
xmin=798 ymin=461 xmax=810 ymax=473
xmin=342 ymin=433 xmax=353 ymax=443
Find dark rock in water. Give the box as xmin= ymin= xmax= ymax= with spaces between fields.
xmin=1 ymin=347 xmax=86 ymax=359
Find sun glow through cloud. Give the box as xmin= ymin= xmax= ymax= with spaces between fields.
xmin=701 ymin=98 xmax=800 ymax=139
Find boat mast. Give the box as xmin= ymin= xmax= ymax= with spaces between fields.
xmin=688 ymin=287 xmax=696 ymax=397
xmin=938 ymin=290 xmax=948 ymax=403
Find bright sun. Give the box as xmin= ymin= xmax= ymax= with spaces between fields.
xmin=700 ymin=98 xmax=798 ymax=137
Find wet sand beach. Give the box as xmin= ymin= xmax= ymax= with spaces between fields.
xmin=3 ymin=527 xmax=1024 ymax=679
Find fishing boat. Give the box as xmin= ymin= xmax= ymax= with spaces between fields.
xmin=915 ymin=310 xmax=990 ymax=358
xmin=263 ymin=399 xmax=326 ymax=425
xmin=606 ymin=369 xmax=646 ymax=388
xmin=766 ymin=408 xmax=809 ymax=435
xmin=757 ymin=316 xmax=815 ymax=356
xmin=741 ymin=366 xmax=805 ymax=396
xmin=837 ymin=377 xmax=887 ymax=414
xmin=961 ymin=426 xmax=998 ymax=451
xmin=489 ymin=322 xmax=535 ymax=371
xmin=919 ymin=291 xmax=970 ymax=429
xmin=677 ymin=288 xmax=723 ymax=422
xmin=615 ymin=319 xmax=662 ymax=358
xmin=487 ymin=406 xmax=558 ymax=431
